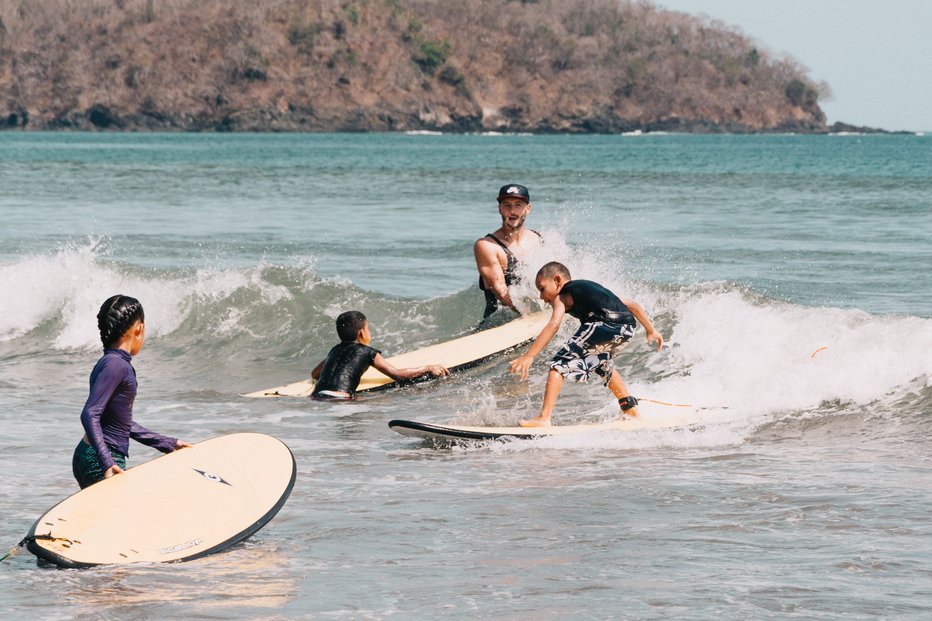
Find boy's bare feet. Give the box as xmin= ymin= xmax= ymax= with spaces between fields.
xmin=518 ymin=417 xmax=552 ymax=427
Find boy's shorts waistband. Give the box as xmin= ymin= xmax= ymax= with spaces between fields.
xmin=312 ymin=390 xmax=353 ymax=400
xmin=585 ymin=310 xmax=635 ymax=325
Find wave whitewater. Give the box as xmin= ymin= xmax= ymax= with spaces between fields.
xmin=2 ymin=242 xmax=929 ymax=433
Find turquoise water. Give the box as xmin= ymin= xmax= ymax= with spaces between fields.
xmin=3 ymin=133 xmax=929 ymax=311
xmin=1 ymin=132 xmax=930 ymax=619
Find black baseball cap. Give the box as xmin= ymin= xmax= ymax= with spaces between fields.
xmin=497 ymin=184 xmax=530 ymax=203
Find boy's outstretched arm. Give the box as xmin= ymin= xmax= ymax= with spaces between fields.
xmin=509 ymin=302 xmax=566 ymax=381
xmin=622 ymin=299 xmax=663 ymax=351
xmin=311 ymin=359 xmax=325 ymax=380
xmin=372 ymin=354 xmax=449 ymax=381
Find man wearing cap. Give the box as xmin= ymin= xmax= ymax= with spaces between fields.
xmin=474 ymin=183 xmax=542 ymax=319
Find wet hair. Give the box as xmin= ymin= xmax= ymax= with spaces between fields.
xmin=97 ymin=295 xmax=145 ymax=348
xmin=336 ymin=310 xmax=367 ymax=342
xmin=536 ymin=261 xmax=572 ymax=281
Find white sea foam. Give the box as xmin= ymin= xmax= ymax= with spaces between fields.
xmin=456 ymin=229 xmax=932 ymax=436
xmin=0 ymin=241 xmax=295 ymax=349
xmin=3 ymin=239 xmax=929 ymax=421
xmin=660 ymin=285 xmax=932 ymax=416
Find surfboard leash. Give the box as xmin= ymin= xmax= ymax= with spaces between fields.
xmin=0 ymin=533 xmax=74 ymax=563
xmin=0 ymin=537 xmax=30 ymax=562
xmin=0 ymin=543 xmax=21 ymax=562
xmin=637 ymin=397 xmax=692 ymax=408
xmin=636 ymin=397 xmax=729 ymax=411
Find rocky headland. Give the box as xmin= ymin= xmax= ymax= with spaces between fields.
xmin=0 ymin=0 xmax=855 ymax=133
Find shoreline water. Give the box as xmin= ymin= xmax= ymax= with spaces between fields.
xmin=1 ymin=133 xmax=930 ymax=619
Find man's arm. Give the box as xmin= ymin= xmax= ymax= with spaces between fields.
xmin=474 ymin=239 xmax=516 ymax=311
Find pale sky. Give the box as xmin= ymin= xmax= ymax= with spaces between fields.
xmin=656 ymin=0 xmax=932 ymax=132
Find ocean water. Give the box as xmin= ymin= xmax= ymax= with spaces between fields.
xmin=1 ymin=132 xmax=930 ymax=620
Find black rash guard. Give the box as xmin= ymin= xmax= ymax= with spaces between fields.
xmin=312 ymin=341 xmax=381 ymax=397
xmin=560 ymin=280 xmax=635 ymax=325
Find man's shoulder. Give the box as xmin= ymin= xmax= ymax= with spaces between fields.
xmin=475 ymin=234 xmax=504 ymax=254
xmin=522 ymin=229 xmax=544 ymax=246
xmin=477 ymin=229 xmax=540 ymax=245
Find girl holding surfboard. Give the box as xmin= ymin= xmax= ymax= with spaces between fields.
xmin=72 ymin=295 xmax=190 ymax=488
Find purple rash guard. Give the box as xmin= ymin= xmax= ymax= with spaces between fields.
xmin=80 ymin=349 xmax=177 ymax=469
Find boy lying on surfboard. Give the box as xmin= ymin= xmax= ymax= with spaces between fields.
xmin=509 ymin=262 xmax=663 ymax=426
xmin=310 ymin=310 xmax=449 ymax=400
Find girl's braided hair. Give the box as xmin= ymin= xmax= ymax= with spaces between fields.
xmin=97 ymin=295 xmax=145 ymax=348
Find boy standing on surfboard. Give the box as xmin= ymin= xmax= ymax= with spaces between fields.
xmin=474 ymin=184 xmax=543 ymax=319
xmin=509 ymin=262 xmax=663 ymax=426
xmin=311 ymin=310 xmax=449 ymax=399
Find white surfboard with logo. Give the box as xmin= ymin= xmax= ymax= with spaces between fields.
xmin=25 ymin=432 xmax=295 ymax=567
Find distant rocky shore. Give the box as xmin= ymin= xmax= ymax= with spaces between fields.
xmin=2 ymin=104 xmax=893 ymax=134
xmin=0 ymin=0 xmax=884 ymax=135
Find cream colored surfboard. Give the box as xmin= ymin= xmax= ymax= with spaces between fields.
xmin=243 ymin=310 xmax=551 ymax=398
xmin=389 ymin=411 xmax=703 ymax=442
xmin=26 ymin=433 xmax=295 ymax=567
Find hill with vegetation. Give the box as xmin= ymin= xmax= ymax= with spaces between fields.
xmin=0 ymin=0 xmax=836 ymax=133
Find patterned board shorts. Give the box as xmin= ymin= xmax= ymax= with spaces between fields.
xmin=550 ymin=321 xmax=637 ymax=385
xmin=72 ymin=439 xmax=127 ymax=489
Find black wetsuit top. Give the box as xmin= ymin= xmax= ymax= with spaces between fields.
xmin=478 ymin=231 xmax=542 ymax=318
xmin=312 ymin=342 xmax=381 ymax=397
xmin=560 ymin=280 xmax=635 ymax=325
